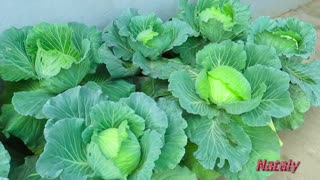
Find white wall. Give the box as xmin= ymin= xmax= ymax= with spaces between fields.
xmin=0 ymin=0 xmax=312 ymax=32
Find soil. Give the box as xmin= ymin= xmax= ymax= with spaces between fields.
xmin=269 ymin=0 xmax=320 ymax=179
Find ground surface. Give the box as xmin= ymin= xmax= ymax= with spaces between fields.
xmin=270 ymin=0 xmax=320 ymax=179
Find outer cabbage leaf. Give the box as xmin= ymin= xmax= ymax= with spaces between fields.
xmin=0 ymin=142 xmax=10 ymax=178
xmin=68 ymin=22 xmax=101 ymax=63
xmin=155 ymin=97 xmax=188 ymax=171
xmin=242 ymin=65 xmax=293 ymax=126
xmin=245 ymin=44 xmax=281 ymax=69
xmin=98 ymin=43 xmax=139 ymax=78
xmin=185 ymin=114 xmax=252 ymax=172
xmin=169 ymin=70 xmax=218 ymax=118
xmin=248 ymin=16 xmax=316 ymax=59
xmin=283 ymin=60 xmax=320 ymax=106
xmin=183 ymin=143 xmax=221 ymax=180
xmin=0 ymin=27 xmax=36 ymax=81
xmin=0 ymin=104 xmax=46 ymax=154
xmin=12 ymin=89 xmax=54 ymax=119
xmin=173 ymin=37 xmax=208 ymax=67
xmin=162 ymin=18 xmax=195 ymax=51
xmin=152 ymin=166 xmax=197 ymax=180
xmin=9 ymin=156 xmax=48 ymax=180
xmin=139 ymin=77 xmax=170 ymax=99
xmin=42 ymin=86 xmax=107 ymax=125
xmin=36 ymin=118 xmax=93 ymax=179
xmin=178 ymin=0 xmax=199 ymax=32
xmin=222 ymin=124 xmax=280 ymax=179
xmin=196 ymin=41 xmax=246 ymax=71
xmin=103 ymin=21 xmax=134 ymax=60
xmin=274 ymin=85 xmax=311 ymax=130
xmin=132 ymin=52 xmax=190 ymax=80
xmin=87 ymin=80 xmax=135 ymax=101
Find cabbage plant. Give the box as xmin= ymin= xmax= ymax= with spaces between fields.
xmin=0 ymin=22 xmax=101 ymax=153
xmin=179 ymin=0 xmax=250 ymax=42
xmin=100 ymin=9 xmax=195 ymax=79
xmin=35 ymin=85 xmax=187 ymax=179
xmin=169 ymin=40 xmax=294 ymax=178
xmin=248 ymin=16 xmax=316 ymax=59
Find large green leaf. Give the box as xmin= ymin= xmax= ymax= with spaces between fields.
xmin=162 ymin=18 xmax=195 ymax=51
xmin=12 ymin=89 xmax=54 ymax=119
xmin=133 ymin=52 xmax=189 ymax=80
xmin=169 ymin=70 xmax=218 ymax=118
xmin=120 ymin=92 xmax=168 ymax=136
xmin=139 ymin=77 xmax=170 ymax=99
xmin=183 ymin=143 xmax=221 ymax=180
xmin=0 ymin=105 xmax=46 ymax=154
xmin=90 ymin=101 xmax=145 ymax=137
xmin=103 ymin=22 xmax=134 ymax=60
xmin=115 ymin=9 xmax=141 ymax=37
xmin=242 ymin=65 xmax=293 ymax=126
xmin=274 ymin=85 xmax=311 ymax=130
xmin=178 ymin=0 xmax=199 ymax=32
xmin=39 ymin=58 xmax=91 ymax=93
xmin=245 ymin=44 xmax=281 ymax=69
xmin=42 ymin=86 xmax=107 ymax=125
xmin=36 ymin=118 xmax=92 ymax=179
xmin=196 ymin=41 xmax=246 ymax=70
xmin=98 ymin=44 xmax=139 ymax=78
xmin=186 ymin=114 xmax=252 ymax=172
xmin=129 ymin=130 xmax=163 ymax=180
xmin=152 ymin=166 xmax=197 ymax=180
xmin=284 ymin=60 xmax=320 ymax=106
xmin=236 ymin=125 xmax=280 ymax=179
xmin=0 ymin=27 xmax=36 ymax=81
xmin=92 ymin=80 xmax=135 ymax=101
xmin=219 ymin=123 xmax=281 ymax=179
xmin=155 ymin=97 xmax=188 ymax=171
xmin=9 ymin=156 xmax=48 ymax=180
xmin=0 ymin=142 xmax=10 ymax=178
xmin=69 ymin=22 xmax=101 ymax=62
xmin=173 ymin=37 xmax=208 ymax=67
